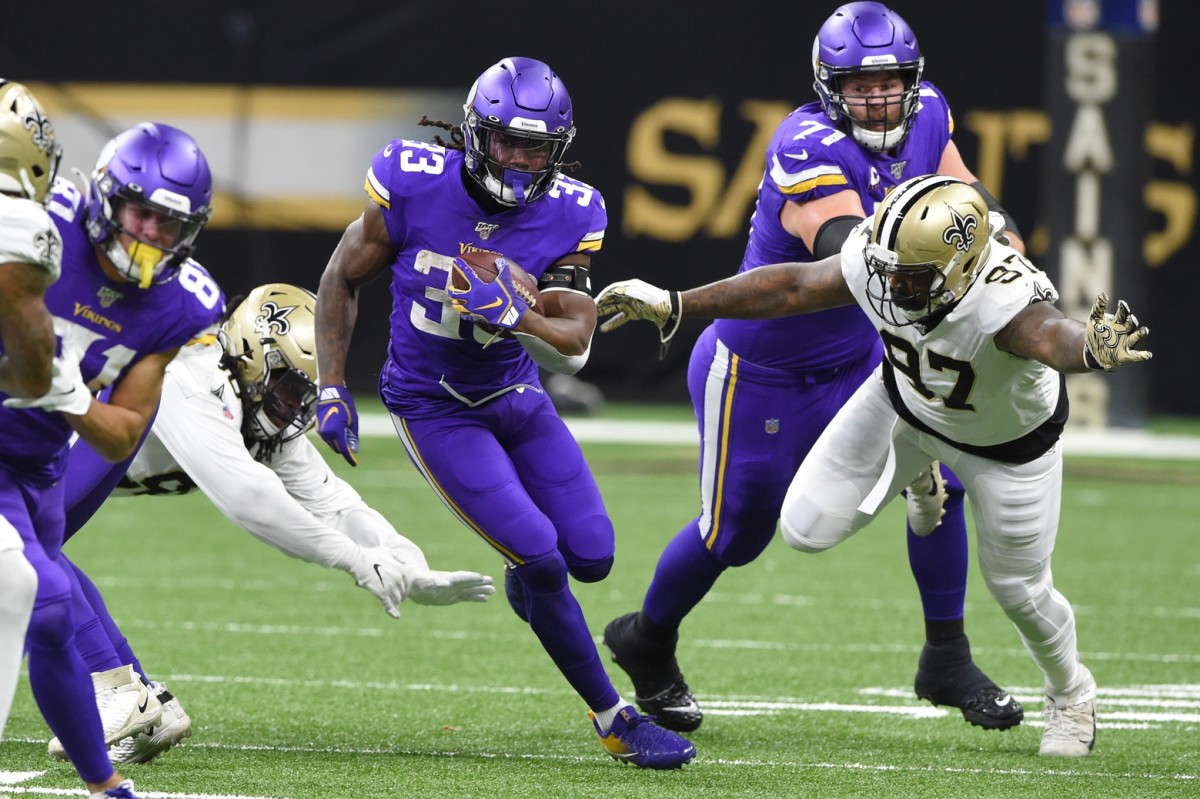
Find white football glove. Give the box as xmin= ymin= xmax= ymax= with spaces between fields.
xmin=407 ymin=571 xmax=495 ymax=606
xmin=347 ymin=545 xmax=413 ymax=619
xmin=2 ymin=347 xmax=92 ymax=415
xmin=1083 ymin=293 xmax=1152 ymax=371
xmin=594 ymin=279 xmax=682 ymax=359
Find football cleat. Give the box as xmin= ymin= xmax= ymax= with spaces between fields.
xmin=603 ymin=612 xmax=702 ymax=732
xmin=1039 ymin=667 xmax=1097 ymax=757
xmin=589 ymin=704 xmax=696 ymax=769
xmin=50 ymin=665 xmax=162 ymax=761
xmin=905 ymin=461 xmax=947 ymax=536
xmin=914 ymin=635 xmax=1024 ymax=730
xmin=109 ymin=683 xmax=192 ymax=764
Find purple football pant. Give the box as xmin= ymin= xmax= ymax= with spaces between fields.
xmin=0 ymin=468 xmax=114 ymax=784
xmin=392 ymin=387 xmax=620 ymax=712
xmin=642 ymin=326 xmax=970 ymax=630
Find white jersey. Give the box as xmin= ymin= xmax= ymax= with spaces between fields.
xmin=0 ymin=193 xmax=63 ymax=281
xmin=841 ymin=223 xmax=1063 ymax=450
xmin=120 ymin=337 xmax=426 ymax=572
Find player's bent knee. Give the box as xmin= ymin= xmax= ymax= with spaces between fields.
xmin=567 ymin=555 xmax=612 ymax=584
xmin=25 ymin=597 xmax=74 ymax=650
xmin=780 ymin=522 xmax=832 ymax=552
xmin=512 ymin=551 xmax=569 ymax=595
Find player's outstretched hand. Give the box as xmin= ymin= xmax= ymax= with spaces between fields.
xmin=595 ymin=279 xmax=683 ymax=359
xmin=408 ymin=570 xmax=496 ymax=606
xmin=317 ymin=384 xmax=359 ymax=466
xmin=595 ymin=279 xmax=680 ymax=333
xmin=1084 ymin=293 xmax=1152 ymax=371
xmin=448 ymin=258 xmax=528 ymax=329
xmin=3 ymin=344 xmax=92 ymax=415
xmin=349 ymin=545 xmax=413 ymax=619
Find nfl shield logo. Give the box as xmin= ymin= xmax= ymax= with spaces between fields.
xmin=765 ymin=418 xmax=780 ymax=435
xmin=475 ymin=222 xmax=500 ymax=241
xmin=890 ymin=161 xmax=908 ymax=181
xmin=97 ymin=286 xmax=123 ymax=308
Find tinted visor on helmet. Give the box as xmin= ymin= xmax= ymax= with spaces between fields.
xmin=260 ymin=365 xmax=317 ymax=437
xmin=864 ymin=242 xmax=945 ymax=325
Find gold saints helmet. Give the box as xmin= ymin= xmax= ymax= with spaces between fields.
xmin=219 ymin=283 xmax=319 ymax=450
xmin=863 ymin=175 xmax=992 ymax=326
xmin=0 ymin=80 xmax=63 ymax=204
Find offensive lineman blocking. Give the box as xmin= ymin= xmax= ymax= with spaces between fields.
xmin=595 ymin=174 xmax=1152 ymax=757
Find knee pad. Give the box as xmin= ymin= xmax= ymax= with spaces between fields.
xmin=566 ymin=555 xmax=613 ymax=584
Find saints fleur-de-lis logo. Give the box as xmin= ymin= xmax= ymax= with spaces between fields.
xmin=943 ymin=205 xmax=978 ymax=252
xmin=32 ymin=230 xmax=60 ymax=266
xmin=254 ymin=301 xmax=295 ymax=336
xmin=21 ymin=104 xmax=55 ymax=153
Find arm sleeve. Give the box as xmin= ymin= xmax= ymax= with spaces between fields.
xmin=151 ymin=373 xmax=363 ymax=573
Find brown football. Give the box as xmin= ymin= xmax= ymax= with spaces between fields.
xmin=453 ymin=251 xmax=543 ymax=315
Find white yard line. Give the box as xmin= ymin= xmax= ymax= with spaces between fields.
xmin=352 ymin=416 xmax=1200 ymax=459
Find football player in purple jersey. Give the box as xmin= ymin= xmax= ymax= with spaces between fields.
xmin=314 ymin=57 xmax=695 ymax=770
xmin=1 ymin=122 xmax=223 ymax=799
xmin=595 ymin=174 xmax=1150 ymax=757
xmin=601 ymin=1 xmax=1026 ymax=735
xmin=0 ymin=79 xmax=62 ymax=760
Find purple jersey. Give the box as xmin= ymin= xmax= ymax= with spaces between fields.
xmin=714 ymin=81 xmax=954 ymax=371
xmin=0 ymin=178 xmax=224 ymax=482
xmin=366 ymin=141 xmax=605 ymax=417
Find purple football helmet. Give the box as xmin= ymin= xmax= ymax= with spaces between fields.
xmin=812 ymin=2 xmax=924 ymax=152
xmin=462 ymin=57 xmax=575 ymax=207
xmin=85 ymin=122 xmax=213 ymax=287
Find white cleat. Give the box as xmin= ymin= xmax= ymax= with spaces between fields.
xmin=49 ymin=665 xmax=162 ymax=761
xmin=110 ymin=683 xmax=192 ymax=764
xmin=905 ymin=461 xmax=947 ymax=537
xmin=1039 ymin=667 xmax=1097 ymax=757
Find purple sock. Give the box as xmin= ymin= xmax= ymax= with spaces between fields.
xmin=641 ymin=521 xmax=727 ymax=632
xmin=26 ymin=592 xmax=114 ymax=784
xmin=515 ymin=553 xmax=620 ymax=712
xmin=65 ymin=556 xmax=146 ymax=680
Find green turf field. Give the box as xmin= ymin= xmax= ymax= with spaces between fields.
xmin=2 ymin=428 xmax=1197 ymax=799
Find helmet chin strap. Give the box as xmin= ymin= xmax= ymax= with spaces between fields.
xmin=507 ymin=169 xmax=532 ymax=208
xmin=848 ymin=120 xmax=907 ymax=153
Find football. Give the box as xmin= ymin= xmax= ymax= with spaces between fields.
xmin=453 ymin=251 xmax=543 ymax=315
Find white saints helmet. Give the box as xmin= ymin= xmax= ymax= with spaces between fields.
xmin=0 ymin=80 xmax=63 ymax=203
xmin=219 ymin=283 xmax=319 ymax=452
xmin=864 ymin=174 xmax=992 ymax=326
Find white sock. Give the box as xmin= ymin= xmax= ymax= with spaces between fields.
xmin=0 ymin=548 xmax=37 ymax=739
xmin=592 ymin=698 xmax=632 ymax=733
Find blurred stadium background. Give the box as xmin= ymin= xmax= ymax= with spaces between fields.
xmin=4 ymin=0 xmax=1193 ymax=423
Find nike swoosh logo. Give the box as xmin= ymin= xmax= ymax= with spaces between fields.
xmin=476 ymin=298 xmax=503 ymax=311
xmin=994 ymin=694 xmax=1014 ymax=707
xmin=384 ymin=142 xmax=396 ymax=157
xmin=373 ymin=563 xmax=386 ymax=586
xmin=783 ymin=150 xmax=810 ymax=161
xmin=661 ymin=700 xmax=700 ymax=713
xmin=138 ymin=695 xmax=150 ymax=713
xmin=320 ymin=407 xmax=340 ymax=425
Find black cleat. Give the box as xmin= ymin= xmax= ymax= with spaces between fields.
xmin=914 ymin=634 xmax=1024 ymax=730
xmin=603 ymin=612 xmax=703 ymax=732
